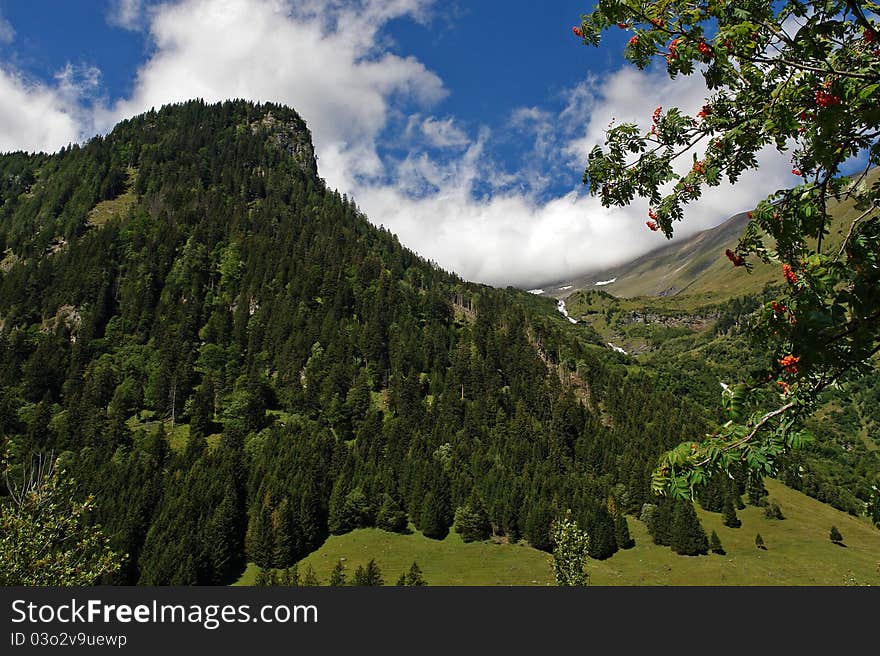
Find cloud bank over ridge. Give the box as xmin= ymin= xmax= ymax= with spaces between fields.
xmin=0 ymin=0 xmax=794 ymax=287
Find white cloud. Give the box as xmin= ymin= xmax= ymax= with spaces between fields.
xmin=0 ymin=66 xmax=83 ymax=153
xmin=108 ymin=0 xmax=145 ymax=31
xmin=0 ymin=12 xmax=14 ymax=44
xmin=342 ymin=66 xmax=793 ymax=287
xmin=418 ymin=116 xmax=469 ymax=148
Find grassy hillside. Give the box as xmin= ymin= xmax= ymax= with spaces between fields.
xmin=547 ymin=167 xmax=879 ymax=302
xmin=236 ymin=480 xmax=880 ymax=586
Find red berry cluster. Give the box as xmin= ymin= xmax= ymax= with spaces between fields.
xmin=865 ymin=28 xmax=877 ymax=44
xmin=725 ymin=249 xmax=744 ymax=266
xmin=628 ymin=35 xmax=639 ymax=47
xmin=778 ymin=355 xmax=801 ymax=374
xmin=646 ymin=221 xmax=659 ymax=231
xmin=572 ymin=26 xmax=583 ymax=38
xmin=650 ymin=106 xmax=662 ymax=135
xmin=792 ymin=168 xmax=802 ymax=176
xmin=698 ymin=40 xmax=713 ymax=58
xmin=782 ymin=263 xmax=798 ymax=284
xmin=692 ymin=160 xmax=705 ymax=174
xmin=617 ymin=22 xmax=628 ymax=29
xmin=815 ymin=89 xmax=840 ymax=108
xmin=697 ymin=104 xmax=712 ymax=119
xmin=771 ymin=301 xmax=787 ymax=314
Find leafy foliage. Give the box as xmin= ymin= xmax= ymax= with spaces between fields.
xmin=550 ymin=511 xmax=590 ymax=586
xmin=577 ymin=1 xmax=880 ymax=497
xmin=0 ymin=458 xmax=122 ymax=585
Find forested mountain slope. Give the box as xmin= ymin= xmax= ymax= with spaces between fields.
xmin=0 ymin=100 xmax=725 ymax=584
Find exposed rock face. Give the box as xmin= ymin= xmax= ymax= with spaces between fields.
xmin=250 ymin=111 xmax=318 ymax=177
xmin=620 ymin=311 xmax=720 ymax=330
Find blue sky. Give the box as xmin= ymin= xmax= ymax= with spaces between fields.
xmin=0 ymin=1 xmax=794 ymax=287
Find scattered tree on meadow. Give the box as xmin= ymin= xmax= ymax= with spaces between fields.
xmin=763 ymin=500 xmax=785 ymax=520
xmin=671 ymin=500 xmax=709 ymax=556
xmin=646 ymin=496 xmax=674 ymax=546
xmin=329 ymin=560 xmax=347 ymax=586
xmin=399 ymin=561 xmax=427 ymax=586
xmin=709 ymin=530 xmax=725 ymax=555
xmin=587 ymin=504 xmax=619 ymax=559
xmin=722 ymin=495 xmax=742 ymax=528
xmin=747 ymin=475 xmax=769 ymax=507
xmin=550 ymin=511 xmax=590 ymax=586
xmin=755 ymin=533 xmax=766 ymax=550
xmin=830 ymin=525 xmax=844 ymax=544
xmin=301 ymin=565 xmax=320 ymax=586
xmin=353 ymin=559 xmax=384 ymax=586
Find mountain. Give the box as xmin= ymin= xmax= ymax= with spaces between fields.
xmin=0 ymin=100 xmax=723 ymax=584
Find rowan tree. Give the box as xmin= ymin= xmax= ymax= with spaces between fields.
xmin=576 ymin=1 xmax=880 ymax=498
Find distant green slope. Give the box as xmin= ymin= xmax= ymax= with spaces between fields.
xmin=555 ymin=167 xmax=878 ymax=302
xmin=236 ymin=480 xmax=880 ymax=586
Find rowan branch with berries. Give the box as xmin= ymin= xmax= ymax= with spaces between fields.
xmin=573 ymin=1 xmax=880 ymax=499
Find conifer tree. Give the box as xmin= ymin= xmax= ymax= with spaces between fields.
xmin=271 ymin=499 xmax=293 ymax=568
xmin=709 ymin=530 xmax=725 ymax=555
xmin=747 ymin=475 xmax=768 ymax=507
xmin=404 ymin=561 xmax=426 ymax=586
xmin=376 ymin=493 xmax=408 ymax=534
xmin=353 ymin=559 xmax=384 ymax=586
xmin=454 ymin=495 xmax=492 ymax=543
xmin=722 ymin=496 xmax=742 ymax=529
xmin=524 ymin=500 xmax=554 ymax=552
xmin=763 ymin=501 xmax=785 ymax=520
xmin=587 ymin=505 xmax=618 ymax=560
xmin=301 ymin=565 xmax=320 ymax=586
xmin=647 ymin=497 xmax=673 ymax=546
xmin=245 ymin=502 xmax=273 ymax=567
xmin=255 ymin=567 xmax=271 ymax=586
xmin=755 ymin=533 xmax=766 ymax=550
xmin=419 ymin=492 xmax=450 ymax=541
xmin=189 ymin=379 xmax=214 ymax=438
xmin=830 ymin=526 xmax=843 ymax=545
xmin=608 ymin=497 xmax=634 ymax=549
xmin=328 ymin=477 xmax=350 ymax=535
xmin=670 ymin=500 xmax=708 ymax=556
xmin=329 ymin=560 xmax=347 ymax=586
xmin=279 ymin=565 xmax=299 ymax=586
